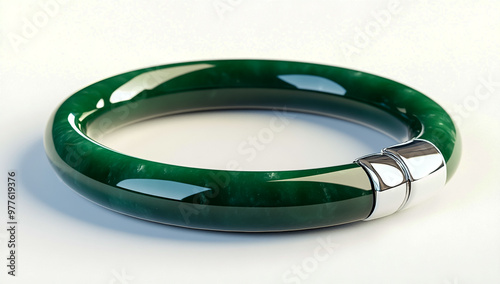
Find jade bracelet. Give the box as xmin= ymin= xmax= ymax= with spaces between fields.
xmin=44 ymin=60 xmax=461 ymax=232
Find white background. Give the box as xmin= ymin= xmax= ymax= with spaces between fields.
xmin=1 ymin=0 xmax=500 ymax=283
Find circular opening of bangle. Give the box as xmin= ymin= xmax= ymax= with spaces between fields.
xmin=83 ymin=87 xmax=411 ymax=170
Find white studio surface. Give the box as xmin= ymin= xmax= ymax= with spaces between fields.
xmin=1 ymin=1 xmax=500 ymax=283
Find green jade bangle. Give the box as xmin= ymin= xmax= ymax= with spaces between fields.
xmin=44 ymin=60 xmax=461 ymax=232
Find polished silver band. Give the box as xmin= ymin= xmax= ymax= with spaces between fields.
xmin=355 ymin=139 xmax=447 ymax=220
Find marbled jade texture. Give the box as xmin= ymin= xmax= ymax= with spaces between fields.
xmin=44 ymin=60 xmax=460 ymax=231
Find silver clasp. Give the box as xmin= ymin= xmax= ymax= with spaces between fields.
xmin=356 ymin=139 xmax=447 ymax=220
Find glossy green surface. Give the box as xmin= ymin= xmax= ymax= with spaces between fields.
xmin=44 ymin=60 xmax=459 ymax=231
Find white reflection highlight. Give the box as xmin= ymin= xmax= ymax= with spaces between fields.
xmin=278 ymin=74 xmax=346 ymax=95
xmin=68 ymin=113 xmax=95 ymax=143
xmin=109 ymin=64 xmax=214 ymax=104
xmin=78 ymin=99 xmax=105 ymax=122
xmin=372 ymin=163 xmax=405 ymax=186
xmin=96 ymin=98 xmax=105 ymax=108
xmin=404 ymin=154 xmax=443 ymax=180
xmin=117 ymin=179 xmax=212 ymax=200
